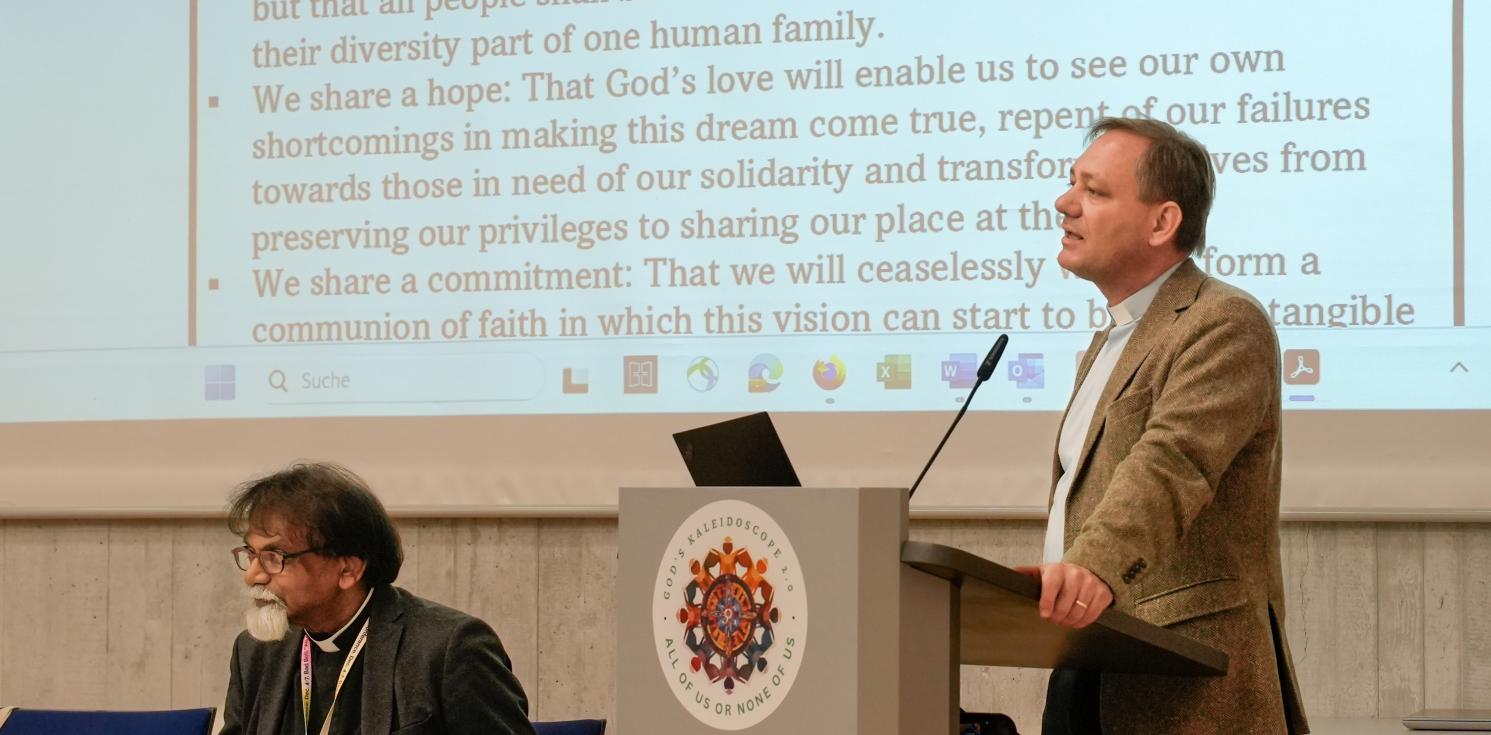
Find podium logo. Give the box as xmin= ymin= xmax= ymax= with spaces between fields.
xmin=653 ymin=499 xmax=807 ymax=730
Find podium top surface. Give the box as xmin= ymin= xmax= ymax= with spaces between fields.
xmin=901 ymin=541 xmax=1229 ymax=677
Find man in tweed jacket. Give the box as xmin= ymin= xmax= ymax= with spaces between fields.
xmin=1015 ymin=118 xmax=1309 ymax=734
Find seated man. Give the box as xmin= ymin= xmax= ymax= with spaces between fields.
xmin=219 ymin=462 xmax=534 ymax=735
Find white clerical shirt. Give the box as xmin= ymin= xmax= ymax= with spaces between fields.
xmin=1042 ymin=260 xmax=1185 ymax=564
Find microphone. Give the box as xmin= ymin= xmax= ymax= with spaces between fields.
xmin=976 ymin=335 xmax=1005 ymax=382
xmin=908 ymin=334 xmax=1009 ymax=499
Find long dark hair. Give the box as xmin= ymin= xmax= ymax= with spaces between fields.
xmin=228 ymin=462 xmax=404 ymax=587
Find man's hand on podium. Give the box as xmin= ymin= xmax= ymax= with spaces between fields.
xmin=1012 ymin=562 xmax=1114 ymax=629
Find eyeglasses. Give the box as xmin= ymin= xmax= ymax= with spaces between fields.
xmin=232 ymin=545 xmax=323 ymax=574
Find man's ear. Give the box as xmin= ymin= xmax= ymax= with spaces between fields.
xmin=1148 ymin=201 xmax=1183 ymax=249
xmin=337 ymin=556 xmax=368 ymax=590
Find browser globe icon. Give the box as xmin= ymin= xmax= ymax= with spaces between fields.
xmin=687 ymin=357 xmax=719 ymax=392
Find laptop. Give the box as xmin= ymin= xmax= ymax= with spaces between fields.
xmin=673 ymin=412 xmax=802 ymax=487
xmin=1403 ymin=710 xmax=1491 ymax=731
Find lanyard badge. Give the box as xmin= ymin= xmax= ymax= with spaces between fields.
xmin=300 ymin=620 xmax=371 ymax=735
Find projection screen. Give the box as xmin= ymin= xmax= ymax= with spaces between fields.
xmin=1 ymin=0 xmax=1486 ymax=517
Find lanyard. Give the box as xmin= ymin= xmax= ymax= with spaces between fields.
xmin=300 ymin=619 xmax=370 ymax=735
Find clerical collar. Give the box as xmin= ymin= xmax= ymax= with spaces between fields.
xmin=307 ymin=588 xmax=374 ymax=653
xmin=1108 ymin=260 xmax=1186 ymax=327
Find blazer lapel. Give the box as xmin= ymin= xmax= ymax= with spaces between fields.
xmin=255 ymin=632 xmax=302 ymax=735
xmin=1063 ymin=260 xmax=1207 ymax=498
xmin=360 ymin=586 xmax=406 ymax=735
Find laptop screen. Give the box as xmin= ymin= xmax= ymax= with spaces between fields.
xmin=673 ymin=413 xmax=802 ymax=487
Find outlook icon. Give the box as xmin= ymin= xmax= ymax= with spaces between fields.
xmin=1007 ymin=353 xmax=1045 ymax=389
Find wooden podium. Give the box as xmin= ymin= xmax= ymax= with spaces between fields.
xmin=616 ymin=487 xmax=1224 ymax=734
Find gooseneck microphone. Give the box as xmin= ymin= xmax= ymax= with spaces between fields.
xmin=908 ymin=334 xmax=1009 ymax=499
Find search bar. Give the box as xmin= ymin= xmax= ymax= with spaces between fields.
xmin=262 ymin=353 xmax=545 ymax=404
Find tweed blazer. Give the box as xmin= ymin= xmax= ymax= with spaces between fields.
xmin=219 ymin=585 xmax=534 ymax=735
xmin=1054 ymin=259 xmax=1309 ymax=734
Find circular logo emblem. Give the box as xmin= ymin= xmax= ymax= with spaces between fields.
xmin=653 ymin=499 xmax=807 ymax=730
xmin=687 ymin=357 xmax=720 ymax=392
xmin=747 ymin=354 xmax=783 ymax=393
xmin=811 ymin=355 xmax=846 ymax=390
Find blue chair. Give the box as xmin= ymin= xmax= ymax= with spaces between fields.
xmin=0 ymin=707 xmax=215 ymax=735
xmin=533 ymin=719 xmax=607 ymax=735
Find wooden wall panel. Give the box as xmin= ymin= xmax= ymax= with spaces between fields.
xmin=1375 ymin=523 xmax=1425 ymax=718
xmin=447 ymin=518 xmax=542 ymax=712
xmin=533 ymin=519 xmax=616 ymax=723
xmin=1331 ymin=524 xmax=1382 ymax=715
xmin=392 ymin=518 xmax=425 ymax=595
xmin=1283 ymin=523 xmax=1372 ymax=718
xmin=0 ymin=518 xmax=1487 ymax=728
xmin=1464 ymin=526 xmax=1491 ymax=708
xmin=0 ymin=521 xmax=5 ymax=700
xmin=105 ymin=521 xmax=175 ymax=707
xmin=404 ymin=519 xmax=459 ymax=606
xmin=1423 ymin=525 xmax=1465 ymax=708
xmin=168 ymin=521 xmax=249 ymax=712
xmin=0 ymin=522 xmax=111 ymax=707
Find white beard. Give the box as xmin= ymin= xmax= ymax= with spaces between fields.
xmin=244 ymin=585 xmax=290 ymax=642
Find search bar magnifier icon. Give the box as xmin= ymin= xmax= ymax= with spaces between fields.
xmin=268 ymin=369 xmax=289 ymax=393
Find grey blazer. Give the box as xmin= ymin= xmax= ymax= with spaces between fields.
xmin=219 ymin=585 xmax=534 ymax=735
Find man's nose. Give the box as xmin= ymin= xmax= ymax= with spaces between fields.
xmin=243 ymin=558 xmax=270 ymax=586
xmin=1055 ymin=187 xmax=1079 ymax=218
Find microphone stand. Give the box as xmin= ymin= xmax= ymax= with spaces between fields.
xmin=908 ymin=334 xmax=1009 ymax=499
